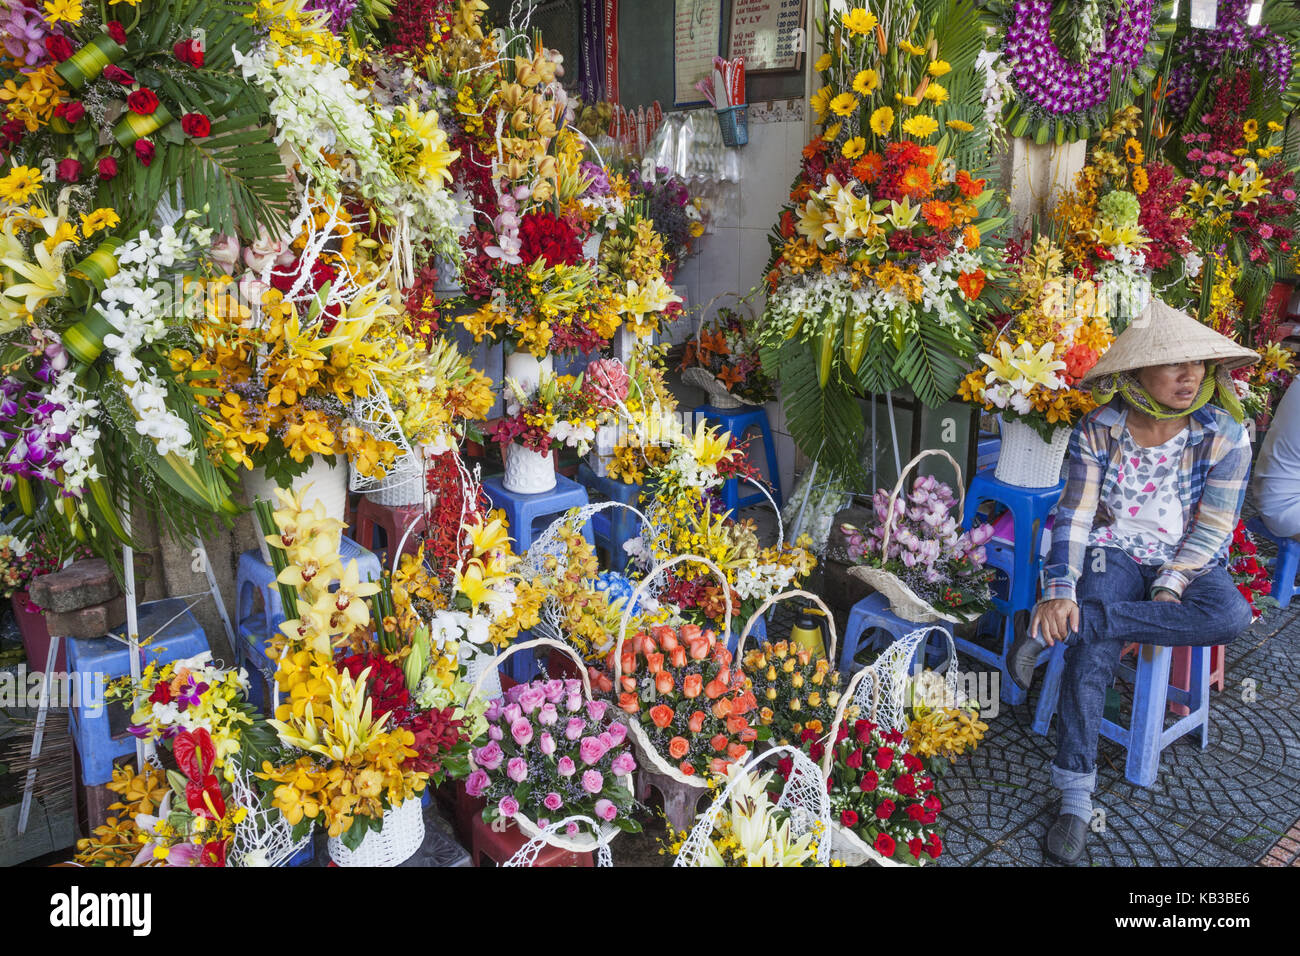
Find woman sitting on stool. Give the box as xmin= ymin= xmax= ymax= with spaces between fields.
xmin=1007 ymin=299 xmax=1258 ymax=865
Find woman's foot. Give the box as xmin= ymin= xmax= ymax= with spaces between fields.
xmin=1044 ymin=812 xmax=1090 ymax=864
xmin=1007 ymin=610 xmax=1045 ymax=689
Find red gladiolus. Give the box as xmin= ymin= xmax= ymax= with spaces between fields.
xmin=98 ymin=157 xmax=119 ymax=180
xmin=840 ymin=809 xmax=859 ymax=828
xmin=127 ymin=89 xmax=160 ymax=115
xmin=181 ymin=112 xmax=211 ymax=138
xmin=134 ymin=139 xmax=155 ymax=166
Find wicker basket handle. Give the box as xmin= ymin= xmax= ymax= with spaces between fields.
xmin=614 ymin=553 xmax=733 ymax=687
xmin=735 ymin=589 xmax=839 ymax=669
xmin=878 ymin=448 xmax=965 ymax=558
xmin=692 ymin=290 xmax=756 ymax=344
xmin=469 ymin=637 xmax=593 ymax=706
xmin=820 ymin=664 xmax=883 ymax=778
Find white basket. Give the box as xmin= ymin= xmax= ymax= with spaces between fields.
xmin=828 ymin=822 xmax=915 ymax=867
xmin=364 ymin=465 xmax=426 ymax=507
xmin=503 ymin=442 xmax=557 ymax=495
xmin=326 ymin=793 xmax=424 ymax=867
xmin=994 ymin=417 xmax=1070 ymax=488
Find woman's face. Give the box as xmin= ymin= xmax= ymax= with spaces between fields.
xmin=1136 ymin=361 xmax=1206 ymax=410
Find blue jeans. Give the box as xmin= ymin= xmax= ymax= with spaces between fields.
xmin=1053 ymin=547 xmax=1253 ymax=778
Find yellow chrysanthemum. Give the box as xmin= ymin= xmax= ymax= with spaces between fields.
xmin=869 ymin=106 xmax=894 ymax=136
xmin=853 ymin=69 xmax=880 ymax=95
xmin=843 ymin=8 xmax=879 ymax=34
xmin=829 ymin=92 xmax=858 ymax=117
xmin=814 ymin=53 xmax=832 ymax=72
xmin=923 ymin=83 xmax=948 ymax=104
xmin=902 ymin=115 xmax=939 ymax=139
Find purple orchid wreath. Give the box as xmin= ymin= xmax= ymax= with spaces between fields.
xmin=999 ymin=0 xmax=1166 ymax=141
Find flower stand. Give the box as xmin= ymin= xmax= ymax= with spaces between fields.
xmin=469 ymin=815 xmax=594 ymax=867
xmin=634 ymin=766 xmax=710 ymax=834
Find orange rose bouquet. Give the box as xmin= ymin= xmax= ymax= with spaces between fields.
xmin=590 ymin=624 xmax=758 ymax=779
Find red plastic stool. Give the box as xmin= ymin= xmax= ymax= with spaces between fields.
xmin=354 ymin=498 xmax=427 ymax=559
xmin=1121 ymin=643 xmax=1224 ymax=716
xmin=469 ymin=816 xmax=594 ymax=867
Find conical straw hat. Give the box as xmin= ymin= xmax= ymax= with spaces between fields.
xmin=1080 ymin=298 xmax=1259 ymax=385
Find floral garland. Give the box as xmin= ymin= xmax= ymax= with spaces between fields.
xmin=996 ymin=0 xmax=1173 ymax=143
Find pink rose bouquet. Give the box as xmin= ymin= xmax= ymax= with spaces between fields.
xmin=473 ymin=677 xmax=641 ymax=835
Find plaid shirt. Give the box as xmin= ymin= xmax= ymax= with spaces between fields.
xmin=1042 ymin=400 xmax=1252 ymax=602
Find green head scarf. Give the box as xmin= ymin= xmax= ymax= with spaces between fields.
xmin=1089 ymin=362 xmax=1245 ymax=423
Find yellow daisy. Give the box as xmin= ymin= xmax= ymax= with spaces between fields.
xmin=869 ymin=106 xmax=894 ymax=136
xmin=842 ymin=136 xmax=866 ymax=159
xmin=902 ymin=115 xmax=939 ymax=138
xmin=829 ymin=92 xmax=858 ymax=117
xmin=852 ymin=69 xmax=880 ymax=95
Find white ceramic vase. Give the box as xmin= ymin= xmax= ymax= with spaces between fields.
xmin=503 ymin=348 xmax=553 ymax=395
xmin=503 ymin=443 xmax=557 ymax=494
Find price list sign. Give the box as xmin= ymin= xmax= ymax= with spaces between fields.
xmin=728 ymin=0 xmax=805 ymax=73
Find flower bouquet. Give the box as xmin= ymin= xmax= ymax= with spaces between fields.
xmin=959 ymin=236 xmax=1115 ymax=472
xmin=1229 ymin=519 xmax=1277 ymax=621
xmin=680 ymin=297 xmax=776 ymax=408
xmin=742 ymin=640 xmax=843 ymax=749
xmin=839 ymin=453 xmax=996 ymax=623
xmin=759 ymin=0 xmax=1006 ymax=477
xmin=467 ymin=640 xmax=642 ymax=851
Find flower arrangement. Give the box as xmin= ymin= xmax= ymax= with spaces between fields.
xmin=795 ymin=717 xmax=944 ymax=866
xmin=840 ymin=474 xmax=997 ymax=617
xmin=680 ymin=304 xmax=777 ymax=405
xmin=666 ymin=759 xmax=823 ymax=866
xmin=760 ymin=1 xmax=1006 ymax=477
xmin=903 ymin=669 xmax=989 ymax=772
xmin=620 ymin=161 xmax=706 ymax=281
xmin=0 ymin=531 xmax=88 ymax=600
xmin=1229 ymin=519 xmax=1276 ymax=621
xmin=467 ymin=678 xmax=641 ymax=836
xmin=592 ymin=623 xmax=759 ymax=779
xmin=490 ymin=363 xmax=628 ymax=458
xmin=959 ymin=236 xmax=1114 ymax=435
xmin=741 ymin=640 xmax=843 ymax=748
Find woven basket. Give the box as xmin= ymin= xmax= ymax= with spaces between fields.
xmin=363 ymin=463 xmax=426 ymax=507
xmin=613 ymin=553 xmax=734 ymax=791
xmin=681 ymin=292 xmax=763 ymax=410
xmin=326 ymin=790 xmax=424 ymax=867
xmin=847 ymin=449 xmax=980 ymax=625
xmin=469 ymin=637 xmax=630 ymax=854
xmin=735 ymin=589 xmax=839 ymax=667
xmin=994 ymin=416 xmax=1070 ymax=488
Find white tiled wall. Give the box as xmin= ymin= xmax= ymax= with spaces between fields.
xmin=670 ymin=99 xmax=808 ymax=498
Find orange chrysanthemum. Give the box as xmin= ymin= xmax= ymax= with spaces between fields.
xmin=922 ymin=200 xmax=953 ymax=230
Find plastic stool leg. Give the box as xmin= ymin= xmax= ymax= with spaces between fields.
xmin=840 ymin=606 xmax=869 ymax=674
xmin=756 ymin=416 xmax=782 ymax=507
xmin=1125 ymin=645 xmax=1173 ymax=787
xmin=1274 ymin=545 xmax=1298 ymax=608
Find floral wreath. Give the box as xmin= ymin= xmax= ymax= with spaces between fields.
xmin=994 ymin=0 xmax=1175 ymax=144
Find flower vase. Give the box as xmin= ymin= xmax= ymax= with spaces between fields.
xmin=326 ymin=794 xmax=425 ymax=867
xmin=503 ymin=348 xmax=553 ymax=395
xmin=12 ymin=592 xmax=63 ymax=672
xmin=994 ymin=417 xmax=1071 ymax=488
xmin=589 ymin=424 xmax=619 ymax=477
xmin=243 ymin=455 xmax=349 ymax=563
xmin=503 ymin=443 xmax=557 ymax=495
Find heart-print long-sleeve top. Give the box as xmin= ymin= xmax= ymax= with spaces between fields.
xmin=1042 ymin=399 xmax=1252 ymax=602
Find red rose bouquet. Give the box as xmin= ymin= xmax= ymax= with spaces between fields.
xmin=1229 ymin=519 xmax=1276 ymax=620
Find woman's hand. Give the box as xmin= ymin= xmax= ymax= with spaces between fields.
xmin=1031 ymin=599 xmax=1079 ymax=646
xmin=1151 ymin=589 xmax=1181 ymax=603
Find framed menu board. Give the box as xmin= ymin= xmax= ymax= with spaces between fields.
xmin=728 ymin=0 xmax=805 ymax=73
xmin=673 ymin=0 xmax=724 ymax=107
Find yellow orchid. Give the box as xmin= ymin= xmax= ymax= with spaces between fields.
xmin=688 ymin=421 xmax=738 ymax=470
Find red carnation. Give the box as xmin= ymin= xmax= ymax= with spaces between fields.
xmin=173 ymin=38 xmax=205 ymax=68
xmin=55 ymin=158 xmax=81 ymax=182
xmin=840 ymin=809 xmax=859 ymax=828
xmin=98 ymin=156 xmax=119 ymax=180
xmin=517 ymin=209 xmax=581 ymax=267
xmin=102 ymin=64 xmax=135 ymax=85
xmin=181 ymin=112 xmax=211 ymax=138
xmin=127 ymin=88 xmax=160 ymax=116
xmin=776 ymin=757 xmax=793 ymax=779
xmin=44 ymin=35 xmax=74 ymax=62
xmin=134 ymin=139 xmax=155 ymax=166
xmin=54 ymin=101 xmax=85 ymax=124
xmin=874 ymin=832 xmax=896 ymax=857
xmin=106 ymin=21 xmax=128 ymax=45
xmin=876 ymin=798 xmax=895 ymax=821
xmin=875 ymin=746 xmax=894 ymax=770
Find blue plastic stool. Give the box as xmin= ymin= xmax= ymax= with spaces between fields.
xmin=67 ymin=598 xmax=211 ymax=786
xmin=963 ymin=470 xmax=1063 ymax=610
xmin=483 ymin=474 xmax=594 ymax=554
xmin=692 ymin=405 xmax=782 ymax=510
xmin=235 ymin=537 xmax=380 ymax=712
xmin=576 ymin=463 xmax=643 ymax=572
xmin=976 ymin=433 xmax=1001 ymax=472
xmin=1245 ymin=515 xmax=1299 ymax=608
xmin=724 ymin=614 xmax=766 ymax=653
xmin=840 ymin=592 xmax=954 ymax=674
xmin=1032 ymin=642 xmax=1210 ymax=787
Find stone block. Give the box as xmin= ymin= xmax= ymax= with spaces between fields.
xmin=43 ymin=595 xmax=128 ymax=639
xmin=28 ymin=559 xmax=120 ymax=613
